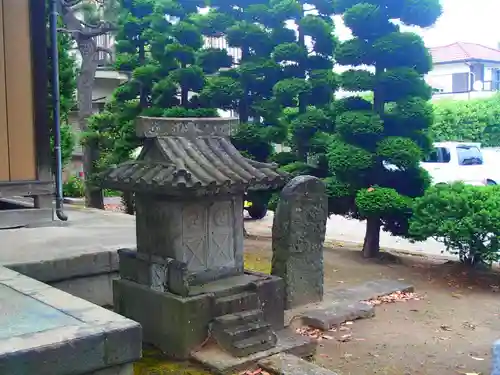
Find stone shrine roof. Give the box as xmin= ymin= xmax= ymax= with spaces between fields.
xmin=99 ymin=117 xmax=289 ymax=196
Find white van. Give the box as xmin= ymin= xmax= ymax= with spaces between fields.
xmin=421 ymin=142 xmax=492 ymax=186
xmin=482 ymin=148 xmax=500 ymax=184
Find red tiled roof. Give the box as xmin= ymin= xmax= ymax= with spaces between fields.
xmin=430 ymin=42 xmax=500 ymax=64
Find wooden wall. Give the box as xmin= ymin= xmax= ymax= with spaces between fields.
xmin=0 ymin=0 xmax=36 ymax=182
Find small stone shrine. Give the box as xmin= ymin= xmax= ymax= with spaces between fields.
xmin=100 ymin=117 xmax=293 ymax=360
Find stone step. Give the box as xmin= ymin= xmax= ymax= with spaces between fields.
xmin=223 ymin=320 xmax=272 ymax=342
xmin=213 ymin=309 xmax=264 ymax=330
xmin=189 ymin=274 xmax=260 ymax=298
xmin=191 ymin=328 xmax=317 ymax=374
xmin=213 ymin=316 xmax=274 ymax=355
xmin=214 ymin=291 xmax=259 ymax=317
xmin=232 ymin=331 xmax=278 ymax=358
xmin=259 ymin=353 xmax=339 ymax=375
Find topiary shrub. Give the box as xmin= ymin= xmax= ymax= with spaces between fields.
xmin=409 ymin=182 xmax=500 ymax=267
xmin=63 ymin=175 xmax=85 ymax=198
xmin=269 ymin=152 xmax=298 ymax=166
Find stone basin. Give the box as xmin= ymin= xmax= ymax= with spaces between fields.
xmin=0 ymin=266 xmax=141 ymax=375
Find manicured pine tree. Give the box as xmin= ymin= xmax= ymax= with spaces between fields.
xmin=326 ymin=0 xmax=442 ymax=257
xmin=198 ymin=0 xmax=338 ymax=167
xmin=88 ymin=0 xmax=234 ymax=212
xmin=89 ymin=0 xmax=233 ymax=168
xmin=195 ymin=1 xmax=286 ymax=162
xmin=269 ymin=0 xmax=338 ymax=163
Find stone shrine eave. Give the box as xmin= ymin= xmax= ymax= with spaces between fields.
xmin=99 ymin=136 xmax=289 ymax=197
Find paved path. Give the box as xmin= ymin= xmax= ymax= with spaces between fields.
xmin=246 ymin=212 xmax=446 ymax=257
xmin=0 ymin=206 xmax=447 ymax=267
xmin=0 ymin=207 xmax=135 ymax=264
xmin=102 ymin=197 xmax=447 ymax=257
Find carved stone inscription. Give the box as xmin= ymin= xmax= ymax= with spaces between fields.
xmin=137 ymin=117 xmax=238 ymax=138
xmin=271 ymin=175 xmax=328 ymax=309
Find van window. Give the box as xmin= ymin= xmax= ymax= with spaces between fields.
xmin=456 ymin=146 xmax=483 ymax=165
xmin=423 ymin=147 xmax=451 ymax=163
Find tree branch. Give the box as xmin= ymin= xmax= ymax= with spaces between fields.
xmin=82 ymin=25 xmax=116 ymax=38
xmin=61 ymin=0 xmax=83 ymax=7
xmin=59 ymin=0 xmax=117 ymax=39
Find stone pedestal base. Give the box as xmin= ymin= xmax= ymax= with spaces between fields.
xmin=114 ymin=271 xmax=286 ymax=359
xmin=113 ymin=279 xmax=212 ymax=359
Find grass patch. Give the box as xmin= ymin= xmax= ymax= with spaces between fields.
xmin=134 ymin=351 xmax=210 ymax=375
xmin=244 ymin=252 xmax=271 ymax=274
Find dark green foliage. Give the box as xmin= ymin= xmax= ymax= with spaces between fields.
xmin=47 ymin=7 xmax=76 ymax=167
xmin=410 ymin=183 xmax=500 ymax=267
xmin=63 ymin=175 xmax=121 ymax=198
xmin=203 ymin=0 xmax=338 ymax=164
xmin=230 ymin=123 xmax=272 ymax=162
xmin=63 ymin=175 xmax=85 ymax=198
xmin=269 ymin=152 xmax=298 ymax=166
xmin=88 ymin=0 xmax=230 ymax=174
xmin=326 ymin=0 xmax=441 ymax=257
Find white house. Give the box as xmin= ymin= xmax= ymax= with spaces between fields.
xmin=426 ymin=42 xmax=500 ymax=101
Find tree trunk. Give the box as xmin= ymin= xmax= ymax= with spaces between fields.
xmin=83 ymin=140 xmax=103 ymax=208
xmin=298 ymin=30 xmax=307 ymax=115
xmin=362 ymin=217 xmax=381 ymax=258
xmin=139 ymin=44 xmax=146 ymax=107
xmin=59 ymin=0 xmax=114 ymax=210
xmin=122 ymin=192 xmax=135 ymax=215
xmin=361 ymin=67 xmax=384 ymax=258
xmin=79 ymin=52 xmax=104 ymax=209
xmin=181 ymin=86 xmax=188 ymax=107
xmin=239 ymin=47 xmax=250 ymax=123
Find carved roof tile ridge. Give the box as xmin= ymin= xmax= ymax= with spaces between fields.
xmin=99 ymin=134 xmax=288 ymax=195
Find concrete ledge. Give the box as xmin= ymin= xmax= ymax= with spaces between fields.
xmin=4 ymin=250 xmax=123 ymax=307
xmin=53 ymin=272 xmax=118 ymax=307
xmin=7 ymin=250 xmax=120 ymax=283
xmin=0 ymin=266 xmax=142 ymax=375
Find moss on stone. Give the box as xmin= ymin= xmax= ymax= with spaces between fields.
xmin=134 ymin=350 xmax=212 ymax=375
xmin=244 ymin=252 xmax=271 ymax=274
xmin=133 ymin=358 xmax=211 ymax=375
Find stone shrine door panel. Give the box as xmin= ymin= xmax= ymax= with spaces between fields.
xmin=208 ymin=200 xmax=235 ymax=270
xmin=181 ymin=200 xmax=235 ymax=273
xmin=181 ymin=204 xmax=208 ymax=272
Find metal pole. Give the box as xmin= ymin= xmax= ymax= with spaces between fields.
xmin=49 ymin=0 xmax=68 ymax=221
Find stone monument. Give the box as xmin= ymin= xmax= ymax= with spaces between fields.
xmin=271 ymin=175 xmax=328 ymax=309
xmin=100 ymin=117 xmax=293 ymax=360
xmin=493 ymin=339 xmax=500 ymax=375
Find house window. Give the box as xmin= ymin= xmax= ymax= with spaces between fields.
xmin=451 ymin=72 xmax=470 ymax=93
